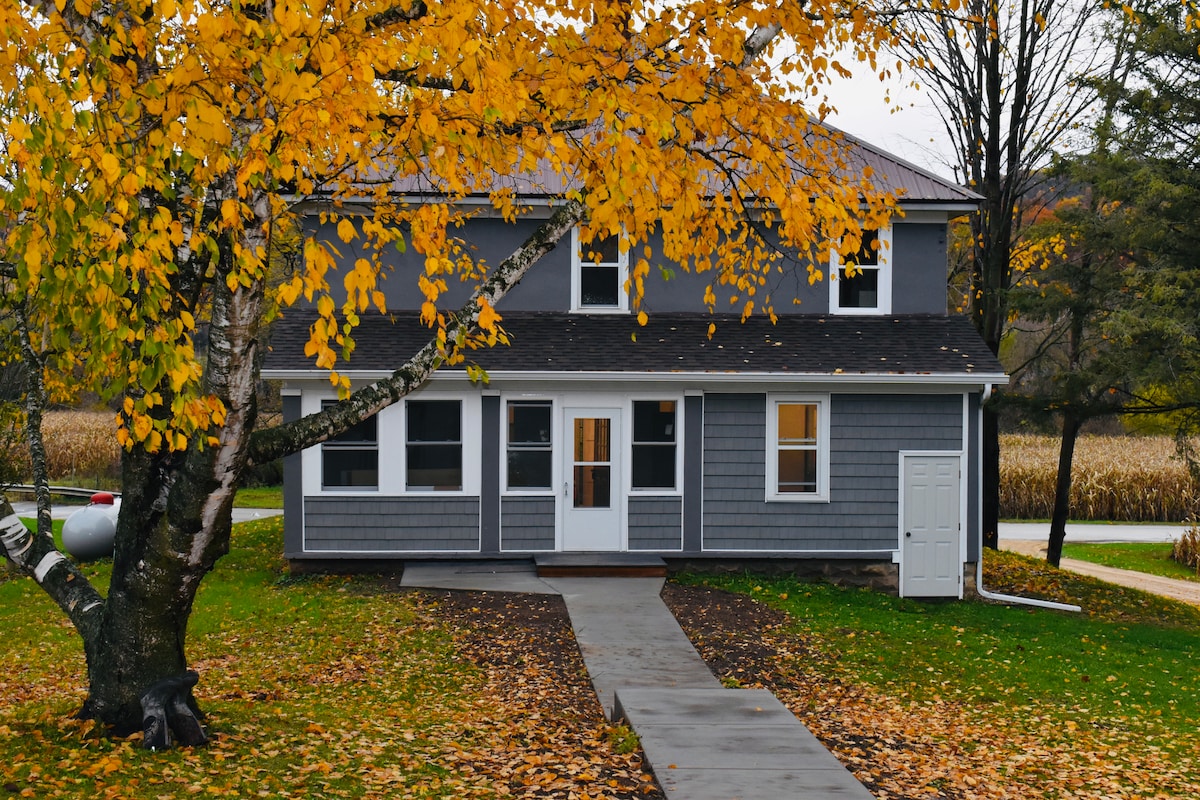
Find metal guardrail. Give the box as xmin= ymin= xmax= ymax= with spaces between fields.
xmin=5 ymin=484 xmax=121 ymax=499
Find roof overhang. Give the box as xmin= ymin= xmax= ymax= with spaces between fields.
xmin=263 ymin=368 xmax=1009 ymax=390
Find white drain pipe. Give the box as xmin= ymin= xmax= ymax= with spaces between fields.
xmin=975 ymin=383 xmax=1082 ymax=613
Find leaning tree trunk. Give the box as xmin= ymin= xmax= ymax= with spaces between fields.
xmin=1046 ymin=413 xmax=1083 ymax=568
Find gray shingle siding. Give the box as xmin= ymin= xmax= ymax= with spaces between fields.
xmin=702 ymin=393 xmax=962 ymax=551
xmin=303 ymin=497 xmax=480 ymax=552
xmin=628 ymin=496 xmax=684 ymax=551
xmin=500 ymin=496 xmax=557 ymax=551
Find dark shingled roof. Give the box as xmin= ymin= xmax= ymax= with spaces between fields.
xmin=263 ymin=312 xmax=1005 ymax=379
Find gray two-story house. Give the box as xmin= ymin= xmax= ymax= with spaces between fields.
xmin=262 ymin=140 xmax=1005 ymax=598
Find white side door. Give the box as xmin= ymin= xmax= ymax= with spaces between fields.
xmin=561 ymin=408 xmax=622 ymax=551
xmin=901 ymin=454 xmax=962 ymax=597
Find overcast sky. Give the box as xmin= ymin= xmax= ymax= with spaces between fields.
xmin=820 ymin=65 xmax=960 ymax=183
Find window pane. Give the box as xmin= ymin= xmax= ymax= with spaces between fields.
xmin=574 ymin=418 xmax=610 ymax=462
xmin=583 ymin=234 xmax=621 ymax=264
xmin=580 ymin=265 xmax=620 ymax=306
xmin=838 ymin=268 xmax=879 ymax=309
xmin=321 ymin=400 xmax=377 ymax=443
xmin=508 ymin=402 xmax=551 ymax=444
xmin=407 ymin=444 xmax=462 ymax=490
xmin=574 ymin=465 xmax=611 ymax=507
xmin=322 ymin=448 xmax=378 ymax=488
xmin=850 ymin=229 xmax=879 ymax=266
xmin=507 ymin=451 xmax=552 ymax=489
xmin=408 ymin=400 xmax=461 ymax=442
xmin=778 ymin=403 xmax=817 ymax=444
xmin=633 ymin=400 xmax=675 ymax=443
xmin=632 ymin=445 xmax=676 ymax=489
xmin=777 ymin=449 xmax=818 ymax=493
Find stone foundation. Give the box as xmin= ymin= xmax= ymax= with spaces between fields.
xmin=663 ymin=557 xmax=900 ymax=594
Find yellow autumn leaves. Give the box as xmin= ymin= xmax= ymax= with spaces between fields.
xmin=2 ymin=0 xmax=919 ymax=452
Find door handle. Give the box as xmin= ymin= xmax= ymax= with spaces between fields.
xmin=563 ymin=481 xmax=568 ymax=498
xmin=905 ymin=531 xmax=912 ymax=538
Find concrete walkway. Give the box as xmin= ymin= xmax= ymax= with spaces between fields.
xmin=402 ymin=563 xmax=875 ymax=800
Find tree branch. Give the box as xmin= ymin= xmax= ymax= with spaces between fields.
xmin=247 ymin=198 xmax=586 ymax=465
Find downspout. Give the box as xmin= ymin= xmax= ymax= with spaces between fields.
xmin=973 ymin=383 xmax=1082 ymax=613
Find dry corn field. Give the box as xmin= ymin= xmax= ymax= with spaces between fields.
xmin=1001 ymin=434 xmax=1200 ymax=522
xmin=9 ymin=410 xmax=122 ymax=484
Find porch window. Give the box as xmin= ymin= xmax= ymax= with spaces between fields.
xmin=766 ymin=395 xmax=830 ymax=501
xmin=506 ymin=400 xmax=552 ymax=490
xmin=406 ymin=400 xmax=462 ymax=491
xmin=572 ymin=227 xmax=628 ymax=312
xmin=632 ymin=400 xmax=676 ymax=490
xmin=830 ymin=227 xmax=891 ymax=315
xmin=321 ymin=400 xmax=378 ymax=490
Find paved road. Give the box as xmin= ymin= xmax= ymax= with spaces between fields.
xmin=999 ymin=521 xmax=1192 ymax=544
xmin=9 ymin=501 xmax=282 ymax=524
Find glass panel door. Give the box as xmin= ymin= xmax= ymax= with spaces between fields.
xmin=573 ymin=417 xmax=611 ymax=508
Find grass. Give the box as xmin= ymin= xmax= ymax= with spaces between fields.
xmin=679 ymin=556 xmax=1200 ymax=797
xmin=232 ymin=485 xmax=283 ymax=508
xmin=1062 ymin=541 xmax=1200 ymax=583
xmin=685 ymin=566 xmax=1200 ymax=730
xmin=0 ymin=517 xmax=507 ymax=799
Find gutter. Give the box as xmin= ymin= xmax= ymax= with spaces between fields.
xmin=974 ymin=382 xmax=1082 ymax=613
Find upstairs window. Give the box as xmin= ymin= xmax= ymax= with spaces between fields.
xmin=321 ymin=400 xmax=378 ymax=490
xmin=406 ymin=400 xmax=463 ymax=491
xmin=830 ymin=226 xmax=891 ymax=315
xmin=572 ymin=227 xmax=629 ymax=312
xmin=632 ymin=400 xmax=677 ymax=490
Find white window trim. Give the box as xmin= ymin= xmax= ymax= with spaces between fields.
xmin=571 ymin=226 xmax=629 ymax=313
xmin=829 ymin=225 xmax=892 ymax=315
xmin=318 ymin=399 xmax=379 ymax=492
xmin=765 ymin=394 xmax=831 ymax=503
xmin=400 ymin=393 xmax=481 ymax=496
xmin=627 ymin=395 xmax=684 ymax=495
xmin=502 ymin=396 xmax=557 ymax=495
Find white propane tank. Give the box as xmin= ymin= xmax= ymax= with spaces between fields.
xmin=61 ymin=492 xmax=120 ymax=561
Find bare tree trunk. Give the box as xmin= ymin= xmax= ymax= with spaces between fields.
xmin=982 ymin=407 xmax=1001 ymax=550
xmin=1047 ymin=413 xmax=1082 ymax=567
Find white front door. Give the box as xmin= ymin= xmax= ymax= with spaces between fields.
xmin=562 ymin=408 xmax=622 ymax=551
xmin=901 ymin=454 xmax=962 ymax=597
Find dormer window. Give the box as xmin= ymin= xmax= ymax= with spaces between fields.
xmin=830 ymin=226 xmax=891 ymax=315
xmin=572 ymin=227 xmax=629 ymax=312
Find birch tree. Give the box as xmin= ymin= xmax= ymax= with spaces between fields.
xmin=0 ymin=0 xmax=922 ymax=744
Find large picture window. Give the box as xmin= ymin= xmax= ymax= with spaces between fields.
xmin=407 ymin=400 xmax=463 ymax=491
xmin=632 ymin=400 xmax=677 ymax=490
xmin=572 ymin=227 xmax=629 ymax=312
xmin=830 ymin=227 xmax=891 ymax=315
xmin=321 ymin=400 xmax=378 ymax=489
xmin=766 ymin=395 xmax=830 ymax=501
xmin=506 ymin=400 xmax=553 ymax=490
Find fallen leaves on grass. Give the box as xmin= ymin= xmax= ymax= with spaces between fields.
xmin=0 ymin=517 xmax=661 ymax=799
xmin=663 ymin=582 xmax=1200 ymax=800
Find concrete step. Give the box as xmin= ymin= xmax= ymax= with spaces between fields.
xmin=535 ymin=553 xmax=667 ymax=578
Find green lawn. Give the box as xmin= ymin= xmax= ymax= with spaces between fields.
xmin=0 ymin=517 xmax=500 ymax=798
xmin=232 ymin=484 xmax=283 ymax=508
xmin=679 ymin=554 xmax=1200 ymax=797
xmin=1062 ymin=541 xmax=1200 ymax=583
